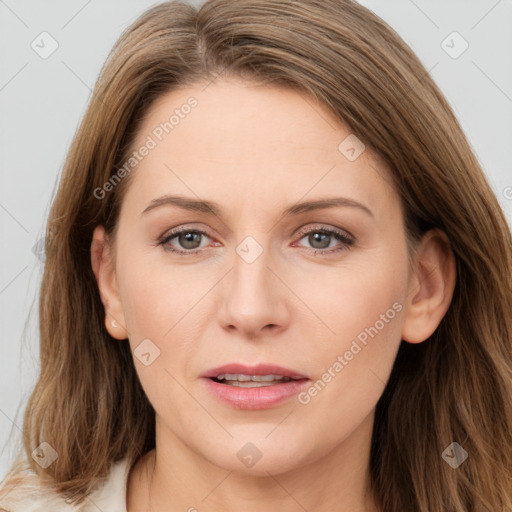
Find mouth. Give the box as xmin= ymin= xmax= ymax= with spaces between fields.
xmin=201 ymin=363 xmax=310 ymax=409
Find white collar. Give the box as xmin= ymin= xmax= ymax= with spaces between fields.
xmin=0 ymin=457 xmax=131 ymax=512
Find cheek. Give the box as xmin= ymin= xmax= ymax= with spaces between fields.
xmin=115 ymin=249 xmax=206 ymax=428
xmin=337 ymin=265 xmax=405 ymax=350
xmin=295 ymin=246 xmax=407 ymax=409
xmin=298 ymin=248 xmax=407 ymax=351
xmin=115 ymin=248 xmax=212 ymax=405
xmin=116 ymin=245 xmax=208 ymax=341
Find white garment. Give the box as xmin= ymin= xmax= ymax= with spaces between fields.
xmin=0 ymin=458 xmax=130 ymax=512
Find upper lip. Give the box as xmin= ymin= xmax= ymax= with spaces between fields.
xmin=201 ymin=363 xmax=309 ymax=380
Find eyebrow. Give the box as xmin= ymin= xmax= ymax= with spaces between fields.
xmin=141 ymin=194 xmax=374 ymax=219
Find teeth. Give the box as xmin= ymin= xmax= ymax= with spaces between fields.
xmin=228 ymin=381 xmax=279 ymax=387
xmin=216 ymin=373 xmax=291 ymax=384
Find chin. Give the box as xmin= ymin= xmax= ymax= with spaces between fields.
xmin=200 ymin=434 xmax=315 ymax=477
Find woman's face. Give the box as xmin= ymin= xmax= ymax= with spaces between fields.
xmin=101 ymin=78 xmax=414 ymax=474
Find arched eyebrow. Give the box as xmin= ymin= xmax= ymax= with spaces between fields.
xmin=141 ymin=194 xmax=374 ymax=219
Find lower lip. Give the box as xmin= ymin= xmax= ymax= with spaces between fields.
xmin=202 ymin=378 xmax=310 ymax=410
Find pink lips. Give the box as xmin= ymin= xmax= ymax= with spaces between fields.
xmin=201 ymin=363 xmax=310 ymax=410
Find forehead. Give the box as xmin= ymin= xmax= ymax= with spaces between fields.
xmin=136 ymin=78 xmax=363 ymax=160
xmin=123 ymin=78 xmax=398 ymax=220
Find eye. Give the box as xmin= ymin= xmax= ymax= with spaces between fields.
xmin=294 ymin=226 xmax=354 ymax=255
xmin=158 ymin=228 xmax=211 ymax=254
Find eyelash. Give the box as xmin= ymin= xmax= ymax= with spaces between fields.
xmin=157 ymin=225 xmax=354 ymax=256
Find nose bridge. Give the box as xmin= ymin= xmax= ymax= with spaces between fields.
xmin=219 ymin=232 xmax=288 ymax=335
xmin=233 ymin=234 xmax=271 ymax=294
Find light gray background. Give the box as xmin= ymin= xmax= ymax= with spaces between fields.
xmin=1 ymin=0 xmax=511 ymax=480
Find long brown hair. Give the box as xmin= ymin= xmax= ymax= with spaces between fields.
xmin=1 ymin=1 xmax=511 ymax=510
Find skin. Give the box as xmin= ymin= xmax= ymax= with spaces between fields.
xmin=91 ymin=77 xmax=456 ymax=512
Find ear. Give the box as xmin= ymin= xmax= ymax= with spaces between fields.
xmin=91 ymin=225 xmax=128 ymax=340
xmin=401 ymin=228 xmax=456 ymax=344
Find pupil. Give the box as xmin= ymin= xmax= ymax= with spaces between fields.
xmin=181 ymin=232 xmax=201 ymax=249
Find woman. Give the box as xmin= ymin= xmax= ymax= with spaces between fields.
xmin=1 ymin=0 xmax=511 ymax=510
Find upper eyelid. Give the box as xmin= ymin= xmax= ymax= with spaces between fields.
xmin=295 ymin=224 xmax=354 ymax=239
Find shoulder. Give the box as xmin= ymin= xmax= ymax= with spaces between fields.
xmin=0 ymin=458 xmax=131 ymax=512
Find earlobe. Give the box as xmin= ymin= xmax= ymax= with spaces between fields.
xmin=105 ymin=316 xmax=129 ymax=340
xmin=401 ymin=229 xmax=456 ymax=344
xmin=91 ymin=225 xmax=128 ymax=340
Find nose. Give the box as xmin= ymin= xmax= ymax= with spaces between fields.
xmin=218 ymin=239 xmax=291 ymax=339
